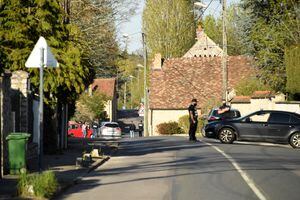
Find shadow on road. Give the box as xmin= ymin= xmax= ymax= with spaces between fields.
xmin=58 ymin=136 xmax=300 ymax=199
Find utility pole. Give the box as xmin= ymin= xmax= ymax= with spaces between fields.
xmin=142 ymin=33 xmax=149 ymax=137
xmin=39 ymin=48 xmax=44 ymax=170
xmin=130 ymin=77 xmax=133 ymax=109
xmin=123 ymin=82 xmax=127 ymax=109
xmin=222 ymin=0 xmax=228 ymax=102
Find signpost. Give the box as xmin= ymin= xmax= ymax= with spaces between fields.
xmin=25 ymin=36 xmax=58 ymax=170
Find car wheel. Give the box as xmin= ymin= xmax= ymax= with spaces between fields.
xmin=289 ymin=132 xmax=300 ymax=148
xmin=219 ymin=128 xmax=235 ymax=144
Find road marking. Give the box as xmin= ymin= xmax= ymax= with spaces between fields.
xmin=235 ymin=141 xmax=290 ymax=148
xmin=202 ymin=141 xmax=268 ymax=200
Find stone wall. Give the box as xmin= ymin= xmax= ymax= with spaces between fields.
xmin=10 ymin=71 xmax=30 ymax=133
xmin=0 ymin=71 xmax=12 ymax=178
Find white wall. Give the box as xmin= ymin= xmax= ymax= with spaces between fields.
xmin=150 ymin=109 xmax=192 ymax=136
xmin=274 ymin=103 xmax=300 ymax=114
xmin=105 ymin=100 xmax=112 ymax=121
xmin=231 ymin=99 xmax=300 ymax=117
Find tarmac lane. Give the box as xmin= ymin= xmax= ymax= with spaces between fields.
xmin=202 ymin=139 xmax=300 ymax=200
xmin=58 ymin=136 xmax=300 ymax=200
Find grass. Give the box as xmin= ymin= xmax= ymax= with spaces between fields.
xmin=18 ymin=170 xmax=59 ymax=199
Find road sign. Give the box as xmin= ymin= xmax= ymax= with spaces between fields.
xmin=25 ymin=36 xmax=58 ymax=68
xmin=25 ymin=36 xmax=58 ymax=171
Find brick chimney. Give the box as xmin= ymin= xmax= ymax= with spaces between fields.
xmin=152 ymin=53 xmax=163 ymax=70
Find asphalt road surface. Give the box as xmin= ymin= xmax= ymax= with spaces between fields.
xmin=58 ymin=136 xmax=300 ymax=200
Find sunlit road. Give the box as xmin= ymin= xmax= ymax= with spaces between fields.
xmin=58 ymin=136 xmax=300 ymax=200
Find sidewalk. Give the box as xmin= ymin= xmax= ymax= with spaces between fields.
xmin=0 ymin=137 xmax=117 ymax=199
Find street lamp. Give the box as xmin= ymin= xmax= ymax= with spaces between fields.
xmin=193 ymin=1 xmax=207 ymax=22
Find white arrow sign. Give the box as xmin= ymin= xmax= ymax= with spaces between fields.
xmin=25 ymin=36 xmax=59 ymax=68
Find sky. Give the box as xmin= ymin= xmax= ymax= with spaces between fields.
xmin=118 ymin=0 xmax=240 ymax=53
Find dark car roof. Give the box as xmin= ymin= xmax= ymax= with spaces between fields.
xmin=251 ymin=110 xmax=300 ymax=115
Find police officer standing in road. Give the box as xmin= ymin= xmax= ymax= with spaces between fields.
xmin=188 ymin=98 xmax=198 ymax=141
xmin=138 ymin=120 xmax=143 ymax=137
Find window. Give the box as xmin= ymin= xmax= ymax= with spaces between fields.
xmin=249 ymin=112 xmax=270 ymax=123
xmin=212 ymin=110 xmax=240 ymax=118
xmin=291 ymin=115 xmax=300 ymax=124
xmin=105 ymin=123 xmax=119 ymax=128
xmin=268 ymin=113 xmax=290 ymax=124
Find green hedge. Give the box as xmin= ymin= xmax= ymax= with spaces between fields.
xmin=286 ymin=45 xmax=300 ymax=94
xmin=178 ymin=115 xmax=190 ymax=133
xmin=157 ymin=121 xmax=184 ymax=135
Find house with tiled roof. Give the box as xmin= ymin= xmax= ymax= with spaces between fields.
xmin=90 ymin=78 xmax=117 ymax=121
xmin=183 ymin=26 xmax=223 ymax=58
xmin=149 ymin=54 xmax=256 ymax=135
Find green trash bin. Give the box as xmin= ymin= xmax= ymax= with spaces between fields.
xmin=6 ymin=133 xmax=31 ymax=174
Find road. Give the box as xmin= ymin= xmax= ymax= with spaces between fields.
xmin=58 ymin=136 xmax=300 ymax=200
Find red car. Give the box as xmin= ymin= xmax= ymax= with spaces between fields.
xmin=68 ymin=121 xmax=93 ymax=138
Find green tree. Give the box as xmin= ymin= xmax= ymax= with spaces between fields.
xmin=74 ymin=91 xmax=109 ymax=123
xmin=143 ymin=0 xmax=196 ymax=58
xmin=69 ymin=0 xmax=119 ymax=78
xmin=116 ymin=53 xmax=144 ymax=109
xmin=285 ymin=45 xmax=300 ymax=96
xmin=235 ymin=78 xmax=272 ymax=96
xmin=239 ymin=0 xmax=300 ymax=92
xmin=67 ymin=0 xmax=138 ymax=78
xmin=202 ymin=4 xmax=245 ymax=55
xmin=0 ymin=0 xmax=93 ymax=104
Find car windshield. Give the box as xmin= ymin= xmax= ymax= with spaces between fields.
xmin=104 ymin=123 xmax=119 ymax=128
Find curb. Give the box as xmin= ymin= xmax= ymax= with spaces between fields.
xmin=51 ymin=145 xmax=119 ymax=199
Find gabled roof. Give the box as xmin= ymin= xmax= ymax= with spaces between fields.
xmin=150 ymin=56 xmax=256 ymax=109
xmin=252 ymin=90 xmax=274 ymax=98
xmin=231 ymin=96 xmax=251 ymax=103
xmin=183 ymin=27 xmax=223 ymax=58
xmin=91 ymin=78 xmax=116 ymax=97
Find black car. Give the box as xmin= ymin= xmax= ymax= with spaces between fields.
xmin=204 ymin=110 xmax=300 ymax=148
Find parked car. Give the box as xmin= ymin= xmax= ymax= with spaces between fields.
xmin=207 ymin=108 xmax=241 ymax=122
xmin=202 ymin=108 xmax=241 ymax=137
xmin=68 ymin=122 xmax=93 ymax=138
xmin=99 ymin=122 xmax=122 ymax=137
xmin=203 ymin=110 xmax=300 ymax=148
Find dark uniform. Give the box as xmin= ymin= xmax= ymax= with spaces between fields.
xmin=138 ymin=121 xmax=143 ymax=137
xmin=219 ymin=103 xmax=231 ymax=119
xmin=188 ymin=103 xmax=198 ymax=141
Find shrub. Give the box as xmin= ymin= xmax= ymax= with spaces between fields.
xmin=157 ymin=121 xmax=184 ymax=135
xmin=178 ymin=115 xmax=206 ymax=135
xmin=18 ymin=171 xmax=58 ymax=199
xmin=178 ymin=115 xmax=190 ymax=133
